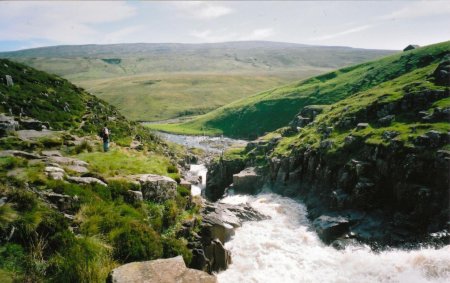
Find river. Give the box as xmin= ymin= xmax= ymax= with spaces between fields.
xmin=156 ymin=132 xmax=247 ymax=154
xmin=159 ymin=133 xmax=450 ymax=283
xmin=217 ymin=192 xmax=450 ymax=283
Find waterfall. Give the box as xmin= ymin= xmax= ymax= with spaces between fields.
xmin=189 ymin=164 xmax=207 ymax=196
xmin=217 ymin=193 xmax=450 ymax=283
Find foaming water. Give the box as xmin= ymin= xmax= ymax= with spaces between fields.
xmin=217 ymin=193 xmax=450 ymax=283
xmin=189 ymin=164 xmax=207 ymax=196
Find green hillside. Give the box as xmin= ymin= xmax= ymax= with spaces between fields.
xmin=1 ymin=41 xmax=394 ymax=121
xmin=208 ymin=41 xmax=449 ymax=246
xmin=0 ymin=59 xmax=200 ymax=282
xmin=149 ymin=41 xmax=450 ymax=139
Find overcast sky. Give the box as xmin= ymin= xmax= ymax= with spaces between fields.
xmin=0 ymin=1 xmax=449 ymax=52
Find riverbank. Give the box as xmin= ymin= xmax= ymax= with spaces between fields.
xmin=157 ymin=132 xmax=450 ymax=282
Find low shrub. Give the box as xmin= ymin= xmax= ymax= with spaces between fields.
xmin=146 ymin=202 xmax=164 ymax=233
xmin=49 ymin=236 xmax=115 ymax=283
xmin=110 ymin=222 xmax=163 ymax=262
xmin=167 ymin=164 xmax=178 ymax=174
xmin=0 ymin=243 xmax=26 ymax=274
xmin=162 ymin=236 xmax=192 ymax=265
xmin=163 ymin=200 xmax=179 ymax=228
xmin=73 ymin=140 xmax=93 ymax=154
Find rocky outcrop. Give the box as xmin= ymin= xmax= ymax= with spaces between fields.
xmin=0 ymin=114 xmax=19 ymax=136
xmin=5 ymin=75 xmax=13 ymax=86
xmin=108 ymin=256 xmax=216 ymax=283
xmin=0 ymin=150 xmax=41 ymax=160
xmin=132 ymin=174 xmax=177 ymax=203
xmin=126 ymin=190 xmax=143 ymax=203
xmin=206 ymin=158 xmax=245 ymax=201
xmin=45 ymin=166 xmax=65 ymax=180
xmin=41 ymin=150 xmax=62 ymax=157
xmin=18 ymin=118 xmax=49 ymax=131
xmin=266 ymin=139 xmax=449 ymax=246
xmin=67 ymin=176 xmax=107 ymax=187
xmin=232 ymin=167 xmax=264 ymax=195
xmin=189 ymin=201 xmax=268 ymax=273
xmin=47 ymin=156 xmax=88 ymax=167
xmin=433 ymin=59 xmax=450 ymax=86
xmin=313 ymin=215 xmax=350 ymax=244
xmin=39 ymin=190 xmax=79 ymax=213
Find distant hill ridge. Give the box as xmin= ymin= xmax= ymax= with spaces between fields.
xmin=148 ymin=40 xmax=450 ymax=138
xmin=0 ymin=41 xmax=396 ymax=121
xmin=0 ymin=41 xmax=393 ymax=58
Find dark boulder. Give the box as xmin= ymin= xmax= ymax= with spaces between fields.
xmin=433 ymin=60 xmax=450 ymax=86
xmin=313 ymin=215 xmax=350 ymax=243
xmin=232 ymin=167 xmax=264 ymax=195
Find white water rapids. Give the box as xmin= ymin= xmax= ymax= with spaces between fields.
xmin=160 ymin=133 xmax=449 ymax=283
xmin=189 ymin=164 xmax=207 ymax=196
xmin=217 ymin=193 xmax=450 ymax=283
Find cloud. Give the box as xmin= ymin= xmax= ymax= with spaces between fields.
xmin=173 ymin=1 xmax=232 ymax=19
xmin=190 ymin=28 xmax=275 ymax=42
xmin=190 ymin=29 xmax=238 ymax=42
xmin=310 ymin=24 xmax=374 ymax=41
xmin=0 ymin=1 xmax=136 ymax=44
xmin=102 ymin=26 xmax=145 ymax=44
xmin=247 ymin=28 xmax=275 ymax=40
xmin=381 ymin=1 xmax=450 ymax=20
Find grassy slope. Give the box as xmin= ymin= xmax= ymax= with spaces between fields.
xmin=0 ymin=59 xmax=198 ymax=282
xmin=1 ymin=42 xmax=394 ymax=121
xmin=149 ymin=41 xmax=450 ymax=139
xmin=273 ymin=61 xmax=450 ymax=157
xmin=79 ymin=72 xmax=307 ymax=121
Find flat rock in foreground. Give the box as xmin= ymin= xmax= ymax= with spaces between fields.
xmin=108 ymin=256 xmax=216 ymax=283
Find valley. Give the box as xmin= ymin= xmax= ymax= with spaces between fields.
xmin=1 ymin=41 xmax=394 ymax=122
xmin=0 ymin=40 xmax=448 ymax=283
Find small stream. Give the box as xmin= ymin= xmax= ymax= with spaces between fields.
xmin=156 ymin=132 xmax=247 ymax=153
xmin=158 ymin=132 xmax=450 ymax=283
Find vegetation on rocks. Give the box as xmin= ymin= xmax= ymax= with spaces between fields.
xmin=150 ymin=41 xmax=449 ymax=139
xmin=206 ymin=41 xmax=450 ymax=246
xmin=0 ymin=59 xmax=201 ymax=282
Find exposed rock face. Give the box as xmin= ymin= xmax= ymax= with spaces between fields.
xmin=132 ymin=174 xmax=177 ymax=203
xmin=190 ymin=201 xmax=268 ymax=273
xmin=41 ymin=150 xmax=62 ymax=157
xmin=45 ymin=166 xmax=65 ymax=180
xmin=232 ymin=167 xmax=264 ymax=195
xmin=108 ymin=256 xmax=217 ymax=283
xmin=47 ymin=156 xmax=89 ymax=167
xmin=0 ymin=150 xmax=41 ymax=159
xmin=0 ymin=114 xmax=19 ymax=136
xmin=433 ymin=59 xmax=450 ymax=86
xmin=18 ymin=118 xmax=49 ymax=131
xmin=265 ymin=138 xmax=449 ymax=246
xmin=67 ymin=176 xmax=107 ymax=187
xmin=39 ymin=190 xmax=78 ymax=213
xmin=126 ymin=190 xmax=143 ymax=203
xmin=206 ymin=158 xmax=245 ymax=201
xmin=5 ymin=75 xmax=13 ymax=86
xmin=313 ymin=215 xmax=350 ymax=243
xmin=66 ymin=165 xmax=89 ymax=174
xmin=403 ymin=44 xmax=419 ymax=51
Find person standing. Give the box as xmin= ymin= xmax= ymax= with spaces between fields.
xmin=101 ymin=124 xmax=110 ymax=152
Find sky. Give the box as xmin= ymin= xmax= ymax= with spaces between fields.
xmin=0 ymin=0 xmax=449 ymax=52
